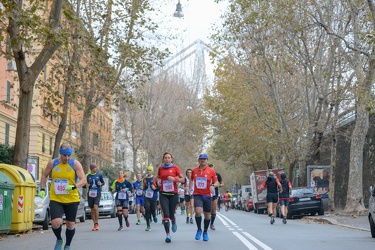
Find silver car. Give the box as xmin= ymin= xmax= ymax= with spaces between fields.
xmin=34 ymin=180 xmax=51 ymax=230
xmin=369 ymin=185 xmax=375 ymax=238
xmin=85 ymin=191 xmax=116 ymax=218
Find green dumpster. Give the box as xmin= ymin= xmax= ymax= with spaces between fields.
xmin=0 ymin=164 xmax=36 ymax=233
xmin=0 ymin=172 xmax=15 ymax=234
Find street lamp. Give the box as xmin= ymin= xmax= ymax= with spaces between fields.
xmin=173 ymin=0 xmax=184 ymax=18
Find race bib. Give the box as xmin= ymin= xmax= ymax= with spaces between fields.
xmin=118 ymin=191 xmax=127 ymax=200
xmin=54 ymin=179 xmax=69 ymax=194
xmin=136 ymin=189 xmax=143 ymax=196
xmin=145 ymin=188 xmax=153 ymax=198
xmin=163 ymin=180 xmax=174 ymax=192
xmin=89 ymin=189 xmax=98 ymax=198
xmin=196 ymin=177 xmax=207 ymax=189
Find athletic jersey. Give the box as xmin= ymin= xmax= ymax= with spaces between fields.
xmin=143 ymin=175 xmax=158 ymax=200
xmin=191 ymin=166 xmax=218 ymax=196
xmin=178 ymin=187 xmax=185 ymax=198
xmin=50 ymin=158 xmax=80 ymax=204
xmin=133 ymin=180 xmax=144 ymax=197
xmin=86 ymin=172 xmax=105 ymax=198
xmin=184 ymin=177 xmax=194 ymax=195
xmin=111 ymin=179 xmax=133 ymax=201
xmin=223 ymin=193 xmax=230 ymax=201
xmin=213 ymin=172 xmax=222 ymax=197
xmin=262 ymin=177 xmax=280 ymax=193
xmin=279 ymin=179 xmax=292 ymax=199
xmin=157 ymin=165 xmax=182 ymax=194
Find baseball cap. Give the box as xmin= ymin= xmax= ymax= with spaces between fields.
xmin=198 ymin=153 xmax=208 ymax=159
xmin=146 ymin=165 xmax=154 ymax=171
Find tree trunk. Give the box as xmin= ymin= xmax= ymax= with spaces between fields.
xmin=78 ymin=109 xmax=92 ymax=173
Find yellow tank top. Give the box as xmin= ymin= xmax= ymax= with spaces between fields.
xmin=50 ymin=158 xmax=80 ymax=203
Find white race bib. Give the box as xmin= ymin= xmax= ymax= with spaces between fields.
xmin=136 ymin=189 xmax=143 ymax=196
xmin=89 ymin=189 xmax=98 ymax=198
xmin=54 ymin=179 xmax=69 ymax=194
xmin=163 ymin=180 xmax=174 ymax=192
xmin=196 ymin=177 xmax=207 ymax=189
xmin=145 ymin=188 xmax=153 ymax=198
xmin=118 ymin=191 xmax=127 ymax=200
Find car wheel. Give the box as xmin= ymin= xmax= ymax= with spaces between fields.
xmin=80 ymin=211 xmax=86 ymax=222
xmin=110 ymin=209 xmax=116 ymax=218
xmin=42 ymin=211 xmax=50 ymax=230
xmin=318 ymin=202 xmax=325 ymax=215
xmin=287 ymin=210 xmax=292 ymax=219
xmin=369 ymin=214 xmax=375 ymax=238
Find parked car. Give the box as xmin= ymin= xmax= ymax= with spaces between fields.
xmin=277 ymin=187 xmax=324 ymax=219
xmin=34 ymin=180 xmax=51 ymax=230
xmin=243 ymin=193 xmax=254 ymax=212
xmin=230 ymin=193 xmax=238 ymax=209
xmin=85 ymin=191 xmax=116 ymax=218
xmin=368 ymin=185 xmax=375 ymax=238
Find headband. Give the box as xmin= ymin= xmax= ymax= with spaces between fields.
xmin=59 ymin=148 xmax=73 ymax=155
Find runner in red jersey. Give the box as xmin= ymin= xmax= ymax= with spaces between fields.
xmin=189 ymin=153 xmax=218 ymax=242
xmin=157 ymin=152 xmax=184 ymax=243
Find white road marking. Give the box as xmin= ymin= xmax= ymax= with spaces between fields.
xmin=217 ymin=212 xmax=273 ymax=250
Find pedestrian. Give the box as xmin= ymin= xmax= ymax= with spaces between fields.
xmin=190 ymin=153 xmax=219 ymax=242
xmin=39 ymin=142 xmax=87 ymax=250
xmin=143 ymin=165 xmax=159 ymax=231
xmin=178 ymin=183 xmax=186 ymax=215
xmin=157 ymin=152 xmax=184 ymax=243
xmin=86 ymin=163 xmax=105 ymax=231
xmin=133 ymin=173 xmax=145 ymax=225
xmin=262 ymin=171 xmax=282 ymax=224
xmin=183 ymin=169 xmax=194 ymax=224
xmin=279 ymin=173 xmax=292 ymax=224
xmin=208 ymin=163 xmax=224 ymax=230
xmin=111 ymin=170 xmax=133 ymax=231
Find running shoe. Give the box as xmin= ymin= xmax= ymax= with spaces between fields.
xmin=153 ymin=216 xmax=158 ymax=223
xmin=283 ymin=217 xmax=287 ymax=224
xmin=195 ymin=229 xmax=202 ymax=240
xmin=210 ymin=224 xmax=215 ymax=230
xmin=64 ymin=246 xmax=71 ymax=250
xmin=92 ymin=223 xmax=99 ymax=231
xmin=203 ymin=231 xmax=209 ymax=241
xmin=126 ymin=220 xmax=130 ymax=227
xmin=190 ymin=218 xmax=194 ymax=224
xmin=118 ymin=226 xmax=123 ymax=231
xmin=136 ymin=220 xmax=141 ymax=225
xmin=145 ymin=226 xmax=151 ymax=231
xmin=165 ymin=235 xmax=171 ymax=243
xmin=54 ymin=239 xmax=63 ymax=250
xmin=270 ymin=216 xmax=275 ymax=225
xmin=186 ymin=217 xmax=189 ymax=224
xmin=172 ymin=222 xmax=177 ymax=233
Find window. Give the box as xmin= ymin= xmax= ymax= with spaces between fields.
xmin=5 ymin=123 xmax=10 ymax=146
xmin=93 ymin=132 xmax=99 ymax=146
xmin=49 ymin=137 xmax=53 ymax=155
xmin=6 ymin=80 xmax=11 ymax=103
xmin=42 ymin=134 xmax=45 ymax=153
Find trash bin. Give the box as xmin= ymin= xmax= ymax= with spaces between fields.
xmin=0 ymin=164 xmax=36 ymax=233
xmin=0 ymin=172 xmax=14 ymax=234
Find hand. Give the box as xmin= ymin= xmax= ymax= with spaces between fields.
xmin=65 ymin=185 xmax=76 ymax=191
xmin=39 ymin=190 xmax=45 ymax=198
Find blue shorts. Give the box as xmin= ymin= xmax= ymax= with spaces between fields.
xmin=136 ymin=196 xmax=144 ymax=206
xmin=193 ymin=195 xmax=212 ymax=213
xmin=279 ymin=199 xmax=290 ymax=206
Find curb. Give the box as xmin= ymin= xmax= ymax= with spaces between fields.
xmin=307 ymin=217 xmax=370 ymax=232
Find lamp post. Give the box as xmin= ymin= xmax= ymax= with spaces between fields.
xmin=173 ymin=0 xmax=184 ymax=18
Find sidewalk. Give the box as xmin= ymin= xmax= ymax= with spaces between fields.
xmin=304 ymin=212 xmax=369 ymax=232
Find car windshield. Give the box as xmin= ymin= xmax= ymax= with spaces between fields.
xmin=292 ymin=188 xmax=316 ymax=196
xmin=101 ymin=192 xmax=112 ymax=201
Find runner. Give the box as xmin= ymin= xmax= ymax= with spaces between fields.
xmin=208 ymin=163 xmax=224 ymax=230
xmin=183 ymin=169 xmax=194 ymax=224
xmin=111 ymin=170 xmax=133 ymax=231
xmin=178 ymin=184 xmax=186 ymax=215
xmin=133 ymin=173 xmax=145 ymax=225
xmin=261 ymin=171 xmax=282 ymax=224
xmin=190 ymin=153 xmax=218 ymax=242
xmin=223 ymin=191 xmax=230 ymax=212
xmin=279 ymin=173 xmax=292 ymax=224
xmin=86 ymin=163 xmax=105 ymax=231
xmin=143 ymin=165 xmax=158 ymax=231
xmin=157 ymin=152 xmax=184 ymax=243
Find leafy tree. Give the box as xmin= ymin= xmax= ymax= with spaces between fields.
xmin=0 ymin=144 xmax=15 ymax=164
